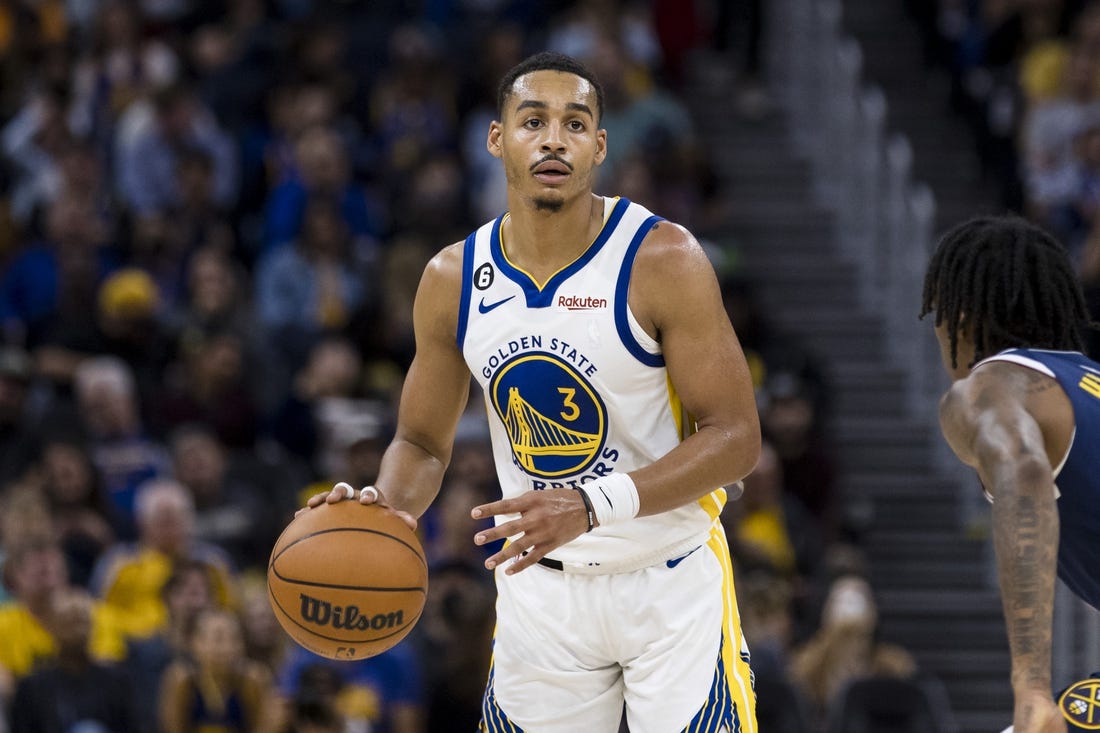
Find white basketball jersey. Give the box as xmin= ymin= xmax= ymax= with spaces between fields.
xmin=457 ymin=197 xmax=727 ymax=571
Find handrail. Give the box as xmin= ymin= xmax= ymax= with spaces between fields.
xmin=764 ymin=0 xmax=1100 ymax=688
xmin=767 ymin=0 xmax=940 ymax=421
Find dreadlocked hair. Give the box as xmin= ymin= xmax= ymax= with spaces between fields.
xmin=920 ymin=215 xmax=1095 ymax=369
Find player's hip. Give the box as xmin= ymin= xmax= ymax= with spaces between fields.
xmin=484 ymin=533 xmax=756 ymax=732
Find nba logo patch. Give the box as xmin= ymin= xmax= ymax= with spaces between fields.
xmin=1059 ymin=677 xmax=1100 ymax=730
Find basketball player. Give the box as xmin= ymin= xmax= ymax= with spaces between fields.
xmin=920 ymin=216 xmax=1100 ymax=733
xmin=303 ymin=52 xmax=762 ymax=732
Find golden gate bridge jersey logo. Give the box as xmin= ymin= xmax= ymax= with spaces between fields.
xmin=489 ymin=352 xmax=607 ymax=478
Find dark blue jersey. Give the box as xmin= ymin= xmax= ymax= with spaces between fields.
xmin=981 ymin=349 xmax=1100 ymax=610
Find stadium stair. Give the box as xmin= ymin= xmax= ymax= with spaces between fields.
xmin=685 ymin=15 xmax=1011 ymax=728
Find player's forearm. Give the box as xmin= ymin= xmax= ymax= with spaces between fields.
xmin=630 ymin=420 xmax=760 ymax=517
xmin=376 ymin=438 xmax=449 ymax=518
xmin=990 ymin=461 xmax=1059 ymax=694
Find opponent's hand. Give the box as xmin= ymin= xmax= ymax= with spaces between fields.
xmin=296 ymin=482 xmax=417 ymax=531
xmin=1012 ymin=688 xmax=1066 ymax=733
xmin=471 ymin=489 xmax=590 ymax=574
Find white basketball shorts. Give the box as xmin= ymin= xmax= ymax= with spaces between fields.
xmin=479 ymin=525 xmax=757 ymax=733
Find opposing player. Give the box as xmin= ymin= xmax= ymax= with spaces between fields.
xmin=303 ymin=52 xmax=761 ymax=732
xmin=920 ymin=215 xmax=1100 ymax=733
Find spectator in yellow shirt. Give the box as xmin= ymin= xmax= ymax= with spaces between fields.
xmin=90 ymin=477 xmax=235 ymax=639
xmin=0 ymin=539 xmax=126 ymax=701
xmin=9 ymin=587 xmax=139 ymax=733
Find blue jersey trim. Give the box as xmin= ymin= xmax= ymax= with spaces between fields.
xmin=615 ymin=214 xmax=664 ymax=367
xmin=480 ymin=662 xmax=527 ymax=732
xmin=491 ymin=198 xmax=630 ymax=308
xmin=456 ymin=231 xmax=478 ymax=351
xmin=680 ymin=633 xmax=739 ymax=733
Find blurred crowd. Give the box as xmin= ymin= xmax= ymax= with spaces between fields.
xmin=913 ymin=0 xmax=1100 ymax=356
xmin=0 ymin=0 xmax=930 ymax=731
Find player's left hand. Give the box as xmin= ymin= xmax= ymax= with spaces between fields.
xmin=471 ymin=489 xmax=591 ymax=574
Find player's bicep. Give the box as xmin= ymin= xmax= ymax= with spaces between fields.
xmin=393 ymin=247 xmax=471 ymax=463
xmin=635 ymin=226 xmax=756 ymax=432
xmin=972 ymin=406 xmax=1053 ymax=495
xmin=395 ymin=350 xmax=470 ymax=460
xmin=942 ymin=376 xmax=1053 ymax=494
xmin=662 ymin=292 xmax=755 ymax=433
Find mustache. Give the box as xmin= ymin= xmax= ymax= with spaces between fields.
xmin=530 ymin=155 xmax=573 ymax=172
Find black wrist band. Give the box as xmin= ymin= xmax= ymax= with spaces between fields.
xmin=576 ymin=487 xmax=596 ymax=532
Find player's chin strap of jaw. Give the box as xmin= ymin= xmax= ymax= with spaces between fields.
xmin=576 ymin=473 xmax=640 ymax=530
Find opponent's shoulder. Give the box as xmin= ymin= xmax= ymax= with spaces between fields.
xmin=941 ymin=362 xmax=1025 ymax=417
xmin=969 ymin=358 xmax=1063 ymax=402
xmin=939 ymin=361 xmax=1053 ymax=442
xmin=938 ymin=369 xmax=1010 ymax=464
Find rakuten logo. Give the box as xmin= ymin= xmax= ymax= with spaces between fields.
xmin=557 ymin=295 xmax=607 ymax=310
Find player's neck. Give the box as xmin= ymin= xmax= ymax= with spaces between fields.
xmin=502 ymin=193 xmax=604 ymax=275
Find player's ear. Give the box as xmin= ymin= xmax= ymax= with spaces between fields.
xmin=487 ymin=121 xmax=503 ymax=160
xmin=594 ymin=128 xmax=607 ymax=166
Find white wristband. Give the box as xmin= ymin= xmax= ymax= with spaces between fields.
xmin=580 ymin=473 xmax=640 ymax=527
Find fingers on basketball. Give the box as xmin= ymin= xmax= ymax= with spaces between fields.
xmin=268 ymin=500 xmax=428 ymax=660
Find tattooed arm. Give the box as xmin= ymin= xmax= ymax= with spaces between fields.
xmin=939 ymin=364 xmax=1065 ymax=733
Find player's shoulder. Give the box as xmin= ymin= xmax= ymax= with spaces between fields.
xmin=940 ymin=359 xmax=1048 ymax=426
xmin=415 ymin=241 xmax=466 ymax=336
xmin=637 ymin=217 xmax=700 ymax=253
xmin=627 ymin=216 xmax=722 ymax=334
xmin=940 ymin=368 xmax=995 ymax=424
xmin=422 ymin=240 xmax=466 ymax=284
xmin=943 ymin=362 xmax=1022 ymax=408
xmin=972 ymin=354 xmax=1065 ymax=397
xmin=632 ymin=217 xmax=710 ymax=279
xmin=937 ymin=370 xmax=1014 ymax=462
xmin=416 ymin=240 xmax=466 ymax=309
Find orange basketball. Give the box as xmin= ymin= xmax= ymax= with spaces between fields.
xmin=267 ymin=500 xmax=428 ymax=661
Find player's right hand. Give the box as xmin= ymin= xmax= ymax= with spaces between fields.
xmin=296 ymin=481 xmax=358 ymax=516
xmin=296 ymin=482 xmax=418 ymax=531
xmin=1012 ymin=689 xmax=1067 ymax=733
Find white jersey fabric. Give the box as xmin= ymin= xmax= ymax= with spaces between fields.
xmin=457 ymin=196 xmax=728 ymax=573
